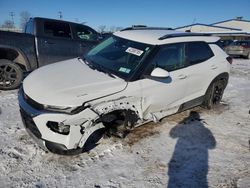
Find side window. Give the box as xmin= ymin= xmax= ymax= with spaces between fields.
xmin=44 ymin=21 xmax=72 ymax=38
xmin=75 ymin=25 xmax=98 ymax=41
xmin=150 ymin=43 xmax=185 ymax=72
xmin=185 ymin=42 xmax=214 ymax=65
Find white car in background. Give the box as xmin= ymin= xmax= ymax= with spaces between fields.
xmin=18 ymin=27 xmax=231 ymax=154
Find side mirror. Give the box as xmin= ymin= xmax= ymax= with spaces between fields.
xmin=150 ymin=67 xmax=169 ymax=78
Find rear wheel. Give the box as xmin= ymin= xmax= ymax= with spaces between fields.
xmin=0 ymin=59 xmax=23 ymax=90
xmin=203 ymin=79 xmax=227 ymax=109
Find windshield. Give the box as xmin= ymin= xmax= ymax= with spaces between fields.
xmin=85 ymin=36 xmax=153 ymax=80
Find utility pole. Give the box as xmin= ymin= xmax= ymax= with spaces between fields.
xmin=9 ymin=12 xmax=15 ymax=25
xmin=58 ymin=11 xmax=63 ymax=19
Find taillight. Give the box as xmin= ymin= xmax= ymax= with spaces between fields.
xmin=239 ymin=46 xmax=245 ymax=50
xmin=226 ymin=56 xmax=233 ymax=64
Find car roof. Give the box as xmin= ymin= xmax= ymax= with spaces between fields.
xmin=114 ymin=28 xmax=220 ymax=45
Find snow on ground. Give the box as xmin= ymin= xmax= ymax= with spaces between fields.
xmin=0 ymin=59 xmax=249 ymax=188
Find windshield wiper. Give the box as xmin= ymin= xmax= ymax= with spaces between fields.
xmin=94 ymin=64 xmax=116 ymax=78
xmin=81 ymin=57 xmax=116 ymax=78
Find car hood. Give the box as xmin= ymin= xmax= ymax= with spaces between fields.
xmin=23 ymin=58 xmax=127 ymax=107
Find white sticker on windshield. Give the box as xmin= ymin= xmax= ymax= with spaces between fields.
xmin=126 ymin=47 xmax=144 ymax=56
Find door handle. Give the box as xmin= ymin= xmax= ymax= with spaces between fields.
xmin=211 ymin=65 xmax=218 ymax=69
xmin=178 ymin=74 xmax=187 ymax=79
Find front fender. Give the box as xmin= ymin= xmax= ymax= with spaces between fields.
xmin=91 ymin=96 xmax=143 ymax=119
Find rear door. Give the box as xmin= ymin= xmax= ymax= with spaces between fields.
xmin=36 ymin=20 xmax=79 ymax=66
xmin=183 ymin=42 xmax=215 ymax=100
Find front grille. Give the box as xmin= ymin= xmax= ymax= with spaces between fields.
xmin=20 ymin=108 xmax=42 ymax=139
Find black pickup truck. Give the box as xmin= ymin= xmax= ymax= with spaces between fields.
xmin=0 ymin=17 xmax=101 ymax=90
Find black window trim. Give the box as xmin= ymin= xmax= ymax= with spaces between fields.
xmin=130 ymin=41 xmax=214 ymax=82
xmin=185 ymin=41 xmax=214 ymax=66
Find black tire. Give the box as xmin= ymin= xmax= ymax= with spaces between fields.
xmin=203 ymin=79 xmax=227 ymax=109
xmin=0 ymin=59 xmax=23 ymax=90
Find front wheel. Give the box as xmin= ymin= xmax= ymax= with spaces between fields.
xmin=203 ymin=79 xmax=227 ymax=109
xmin=0 ymin=59 xmax=23 ymax=90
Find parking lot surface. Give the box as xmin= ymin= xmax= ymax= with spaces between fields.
xmin=0 ymin=59 xmax=249 ymax=188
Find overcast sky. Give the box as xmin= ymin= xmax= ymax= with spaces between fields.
xmin=0 ymin=0 xmax=250 ymax=30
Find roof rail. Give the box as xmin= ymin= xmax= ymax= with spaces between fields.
xmin=121 ymin=26 xmax=173 ymax=32
xmin=158 ymin=33 xmax=212 ymax=40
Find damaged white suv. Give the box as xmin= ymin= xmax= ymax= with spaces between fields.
xmin=18 ymin=27 xmax=231 ymax=154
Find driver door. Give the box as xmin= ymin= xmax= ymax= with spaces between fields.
xmin=140 ymin=43 xmax=189 ymax=120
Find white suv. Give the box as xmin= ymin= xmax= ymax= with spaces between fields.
xmin=18 ymin=27 xmax=231 ymax=154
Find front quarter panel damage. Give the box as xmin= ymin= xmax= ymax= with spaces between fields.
xmin=33 ymin=107 xmax=101 ymax=150
xmin=91 ymin=96 xmax=143 ymax=123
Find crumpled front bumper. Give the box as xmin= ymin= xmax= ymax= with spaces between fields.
xmin=18 ymin=88 xmax=103 ymax=153
xmin=19 ymin=108 xmax=48 ymax=151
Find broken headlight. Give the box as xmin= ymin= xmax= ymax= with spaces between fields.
xmin=47 ymin=121 xmax=70 ymax=135
xmin=43 ymin=103 xmax=90 ymax=114
xmin=43 ymin=104 xmax=74 ymax=114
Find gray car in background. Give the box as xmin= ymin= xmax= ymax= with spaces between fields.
xmin=225 ymin=40 xmax=250 ymax=59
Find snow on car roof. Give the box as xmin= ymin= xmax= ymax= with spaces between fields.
xmin=114 ymin=29 xmax=220 ymax=45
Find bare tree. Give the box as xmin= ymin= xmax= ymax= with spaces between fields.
xmin=2 ymin=20 xmax=15 ymax=28
xmin=109 ymin=26 xmax=116 ymax=33
xmin=115 ymin=27 xmax=123 ymax=31
xmin=98 ymin=25 xmax=106 ymax=33
xmin=20 ymin=11 xmax=31 ymax=30
xmin=107 ymin=26 xmax=124 ymax=33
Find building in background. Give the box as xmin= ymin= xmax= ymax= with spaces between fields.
xmin=176 ymin=17 xmax=250 ymax=41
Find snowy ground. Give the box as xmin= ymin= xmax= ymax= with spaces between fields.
xmin=0 ymin=59 xmax=249 ymax=188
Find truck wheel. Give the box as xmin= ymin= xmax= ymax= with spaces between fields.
xmin=0 ymin=59 xmax=23 ymax=90
xmin=203 ymin=79 xmax=226 ymax=109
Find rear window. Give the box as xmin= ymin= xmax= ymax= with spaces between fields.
xmin=232 ymin=41 xmax=250 ymax=46
xmin=185 ymin=42 xmax=214 ymax=65
xmin=216 ymin=40 xmax=233 ymax=48
xmin=25 ymin=19 xmax=33 ymax=34
xmin=44 ymin=21 xmax=72 ymax=38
